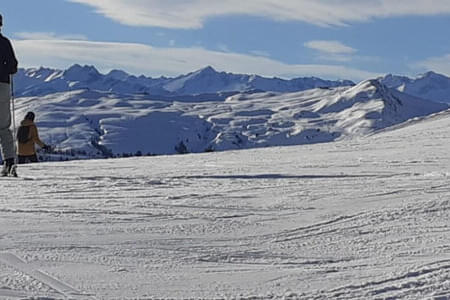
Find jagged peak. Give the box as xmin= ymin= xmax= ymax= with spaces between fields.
xmin=65 ymin=64 xmax=100 ymax=75
xmin=106 ymin=69 xmax=130 ymax=81
xmin=353 ymin=78 xmax=387 ymax=90
xmin=345 ymin=79 xmax=395 ymax=101
xmin=35 ymin=66 xmax=57 ymax=72
xmin=192 ymin=65 xmax=219 ymax=76
xmin=24 ymin=66 xmax=59 ymax=75
xmin=417 ymin=71 xmax=448 ymax=80
xmin=202 ymin=65 xmax=216 ymax=72
xmin=63 ymin=64 xmax=101 ymax=82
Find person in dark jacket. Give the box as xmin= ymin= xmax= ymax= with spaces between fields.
xmin=0 ymin=13 xmax=19 ymax=176
xmin=17 ymin=112 xmax=51 ymax=164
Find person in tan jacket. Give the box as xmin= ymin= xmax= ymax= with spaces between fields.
xmin=17 ymin=111 xmax=50 ymax=164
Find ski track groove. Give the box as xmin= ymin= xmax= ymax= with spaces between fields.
xmin=0 ymin=252 xmax=97 ymax=300
xmin=327 ymin=262 xmax=450 ymax=299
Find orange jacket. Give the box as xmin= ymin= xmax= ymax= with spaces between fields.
xmin=17 ymin=119 xmax=46 ymax=156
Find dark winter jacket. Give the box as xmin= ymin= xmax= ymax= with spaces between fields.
xmin=0 ymin=33 xmax=18 ymax=84
xmin=17 ymin=119 xmax=46 ymax=156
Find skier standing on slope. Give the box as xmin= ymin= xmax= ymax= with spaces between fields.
xmin=0 ymin=13 xmax=18 ymax=176
xmin=17 ymin=112 xmax=51 ymax=164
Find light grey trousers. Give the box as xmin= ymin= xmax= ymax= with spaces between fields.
xmin=0 ymin=82 xmax=15 ymax=161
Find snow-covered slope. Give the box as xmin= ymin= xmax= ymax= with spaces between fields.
xmin=2 ymin=107 xmax=450 ymax=299
xmin=380 ymin=71 xmax=450 ymax=103
xmin=13 ymin=80 xmax=447 ymax=158
xmin=14 ymin=65 xmax=354 ymax=98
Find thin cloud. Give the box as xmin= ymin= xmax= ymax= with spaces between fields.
xmin=304 ymin=40 xmax=381 ymax=64
xmin=12 ymin=37 xmax=379 ymax=81
xmin=67 ymin=0 xmax=450 ymax=29
xmin=15 ymin=32 xmax=88 ymax=41
xmin=249 ymin=50 xmax=271 ymax=57
xmin=217 ymin=43 xmax=231 ymax=53
xmin=305 ymin=40 xmax=357 ymax=63
xmin=305 ymin=40 xmax=357 ymax=55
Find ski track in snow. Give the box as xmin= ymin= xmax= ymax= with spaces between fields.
xmin=1 ymin=111 xmax=450 ymax=299
xmin=0 ymin=253 xmax=94 ymax=299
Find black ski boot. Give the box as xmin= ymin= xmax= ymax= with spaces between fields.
xmin=1 ymin=158 xmax=17 ymax=177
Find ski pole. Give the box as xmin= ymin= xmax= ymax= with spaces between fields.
xmin=10 ymin=74 xmax=17 ymax=165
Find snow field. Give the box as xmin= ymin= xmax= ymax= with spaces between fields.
xmin=1 ymin=109 xmax=450 ymax=299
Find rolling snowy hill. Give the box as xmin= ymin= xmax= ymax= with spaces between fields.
xmin=14 ymin=65 xmax=354 ymax=99
xmin=13 ymin=79 xmax=447 ymax=159
xmin=380 ymin=71 xmax=450 ymax=103
xmin=1 ymin=105 xmax=450 ymax=299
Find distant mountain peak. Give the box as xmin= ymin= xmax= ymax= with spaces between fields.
xmin=420 ymin=70 xmax=439 ymax=76
xmin=341 ymin=79 xmax=406 ymax=110
xmin=107 ymin=69 xmax=130 ymax=81
xmin=63 ymin=64 xmax=101 ymax=82
xmin=351 ymin=78 xmax=386 ymax=92
xmin=380 ymin=71 xmax=450 ymax=103
xmin=191 ymin=65 xmax=219 ymax=77
xmin=200 ymin=65 xmax=217 ymax=72
xmin=417 ymin=71 xmax=447 ymax=81
xmin=65 ymin=64 xmax=99 ymax=73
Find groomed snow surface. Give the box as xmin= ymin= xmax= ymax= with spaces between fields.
xmin=1 ymin=108 xmax=450 ymax=299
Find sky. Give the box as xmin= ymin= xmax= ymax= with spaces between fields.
xmin=1 ymin=0 xmax=450 ymax=82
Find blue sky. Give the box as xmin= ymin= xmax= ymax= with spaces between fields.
xmin=1 ymin=0 xmax=450 ymax=81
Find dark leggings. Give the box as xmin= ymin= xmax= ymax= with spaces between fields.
xmin=18 ymin=154 xmax=39 ymax=164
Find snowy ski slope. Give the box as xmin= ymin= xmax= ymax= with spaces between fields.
xmin=1 ymin=108 xmax=450 ymax=299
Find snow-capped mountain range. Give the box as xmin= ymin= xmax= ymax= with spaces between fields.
xmin=14 ymin=76 xmax=447 ymax=158
xmin=14 ymin=65 xmax=355 ymax=99
xmin=380 ymin=71 xmax=450 ymax=103
xmin=15 ymin=65 xmax=450 ymax=104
